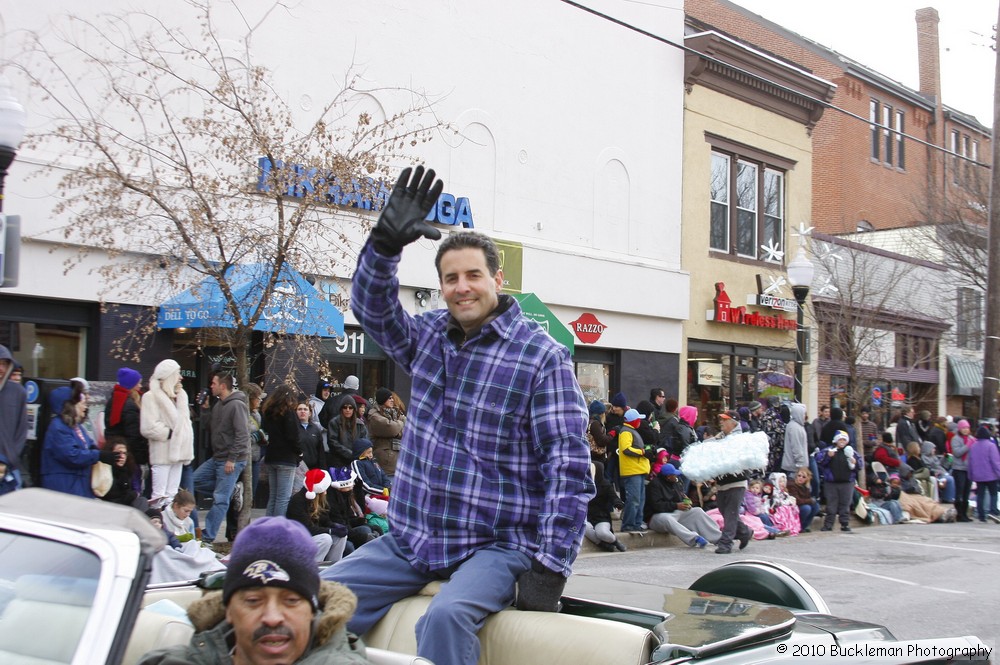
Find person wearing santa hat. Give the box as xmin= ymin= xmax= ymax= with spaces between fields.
xmin=618 ymin=408 xmax=651 ymax=532
xmin=286 ymin=468 xmax=349 ymax=563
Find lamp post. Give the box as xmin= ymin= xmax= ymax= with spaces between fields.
xmin=0 ymin=74 xmax=26 ymax=209
xmin=0 ymin=74 xmax=26 ymax=290
xmin=787 ymin=244 xmax=814 ymax=403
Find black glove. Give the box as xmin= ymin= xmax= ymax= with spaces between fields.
xmin=98 ymin=450 xmax=119 ymax=465
xmin=329 ymin=523 xmax=348 ymax=538
xmin=516 ymin=560 xmax=566 ymax=612
xmin=370 ymin=165 xmax=444 ymax=256
xmin=613 ymin=499 xmax=625 ymax=511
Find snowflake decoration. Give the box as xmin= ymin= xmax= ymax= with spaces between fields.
xmin=814 ymin=276 xmax=839 ymax=296
xmin=762 ymin=274 xmax=786 ymax=295
xmin=759 ymin=238 xmax=784 ymax=263
xmin=792 ymin=222 xmax=814 ymax=242
xmin=812 ymin=244 xmax=841 ymax=263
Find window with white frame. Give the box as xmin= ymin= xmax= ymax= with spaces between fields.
xmin=708 ymin=138 xmax=789 ymax=263
xmin=869 ymin=99 xmax=904 ymax=168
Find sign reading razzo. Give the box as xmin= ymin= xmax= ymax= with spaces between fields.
xmin=256 ymin=158 xmax=474 ymax=228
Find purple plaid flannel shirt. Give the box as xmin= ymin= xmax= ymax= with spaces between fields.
xmin=351 ymin=242 xmax=594 ymax=575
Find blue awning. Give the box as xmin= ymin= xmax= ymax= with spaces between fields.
xmin=157 ymin=263 xmax=344 ymax=338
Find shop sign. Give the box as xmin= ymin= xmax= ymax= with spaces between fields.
xmin=747 ymin=293 xmax=797 ymax=313
xmin=256 ymin=157 xmax=474 ymax=228
xmin=708 ymin=282 xmax=796 ymax=331
xmin=697 ymin=362 xmax=722 ymax=386
xmin=570 ymin=313 xmax=607 ymax=344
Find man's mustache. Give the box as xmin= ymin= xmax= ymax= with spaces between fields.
xmin=252 ymin=624 xmax=294 ymax=642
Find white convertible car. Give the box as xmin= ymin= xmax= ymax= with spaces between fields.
xmin=0 ymin=489 xmax=991 ymax=665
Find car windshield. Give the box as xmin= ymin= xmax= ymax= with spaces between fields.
xmin=0 ymin=529 xmax=102 ymax=664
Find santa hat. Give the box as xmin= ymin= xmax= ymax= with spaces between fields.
xmin=304 ymin=469 xmax=332 ymax=500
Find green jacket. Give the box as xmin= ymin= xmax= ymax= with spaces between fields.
xmin=138 ymin=581 xmax=370 ymax=665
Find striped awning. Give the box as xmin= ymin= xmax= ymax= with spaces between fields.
xmin=948 ymin=356 xmax=983 ymax=397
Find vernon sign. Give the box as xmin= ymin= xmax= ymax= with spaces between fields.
xmin=256 ymin=158 xmax=474 ymax=228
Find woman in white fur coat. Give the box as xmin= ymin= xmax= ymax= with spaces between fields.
xmin=141 ymin=359 xmax=194 ymax=508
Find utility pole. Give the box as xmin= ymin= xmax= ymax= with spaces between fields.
xmin=982 ymin=0 xmax=1000 ymax=422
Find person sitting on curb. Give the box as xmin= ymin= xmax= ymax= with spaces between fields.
xmin=138 ymin=517 xmax=369 ymax=665
xmin=644 ymin=464 xmax=720 ymax=548
xmin=583 ymin=461 xmax=627 ymax=552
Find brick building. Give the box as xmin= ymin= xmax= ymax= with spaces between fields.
xmin=685 ymin=0 xmax=991 ymax=419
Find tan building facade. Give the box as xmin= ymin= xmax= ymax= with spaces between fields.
xmin=680 ymin=30 xmax=835 ymax=426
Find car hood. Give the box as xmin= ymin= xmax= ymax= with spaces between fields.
xmin=563 ymin=575 xmax=892 ymax=660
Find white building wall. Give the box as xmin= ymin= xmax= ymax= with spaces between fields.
xmin=2 ymin=0 xmax=688 ymax=356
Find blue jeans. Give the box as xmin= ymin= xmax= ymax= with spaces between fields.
xmin=620 ymin=474 xmax=646 ymax=530
xmin=798 ymin=502 xmax=819 ymax=530
xmin=180 ymin=463 xmax=198 ymax=529
xmin=321 ymin=534 xmax=530 ymax=665
xmin=937 ymin=474 xmax=955 ymax=503
xmin=193 ymin=458 xmax=246 ymax=542
xmin=266 ymin=463 xmax=297 ymax=517
xmin=975 ymin=480 xmax=999 ymax=521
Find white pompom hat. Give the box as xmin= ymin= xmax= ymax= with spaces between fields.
xmin=304 ymin=469 xmax=332 ymax=499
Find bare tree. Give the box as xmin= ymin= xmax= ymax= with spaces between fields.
xmin=13 ymin=0 xmax=448 ymax=387
xmin=811 ymin=233 xmax=949 ymax=422
xmin=10 ymin=0 xmax=449 ymax=529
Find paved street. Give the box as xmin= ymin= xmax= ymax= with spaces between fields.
xmin=573 ymin=520 xmax=1000 ymax=652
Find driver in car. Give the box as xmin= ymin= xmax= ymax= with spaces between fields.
xmin=138 ymin=516 xmax=370 ymax=665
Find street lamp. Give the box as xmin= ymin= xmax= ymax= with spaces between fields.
xmin=0 ymin=74 xmax=26 ymax=289
xmin=0 ymin=74 xmax=27 ymax=209
xmin=787 ymin=243 xmax=814 ymax=403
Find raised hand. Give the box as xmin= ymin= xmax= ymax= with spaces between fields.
xmin=370 ymin=165 xmax=444 ymax=256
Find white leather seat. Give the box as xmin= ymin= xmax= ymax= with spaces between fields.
xmin=363 ymin=583 xmax=655 ymax=665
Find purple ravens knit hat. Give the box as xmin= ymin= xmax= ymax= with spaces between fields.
xmin=222 ymin=517 xmax=320 ymax=609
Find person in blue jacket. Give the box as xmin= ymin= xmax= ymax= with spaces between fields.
xmin=40 ymin=385 xmax=120 ymax=497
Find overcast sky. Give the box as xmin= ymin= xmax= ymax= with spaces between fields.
xmin=728 ymin=0 xmax=997 ymax=125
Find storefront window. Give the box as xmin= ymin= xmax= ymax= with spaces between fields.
xmin=576 ymin=362 xmax=610 ymax=405
xmin=757 ymin=357 xmax=793 ymax=403
xmin=2 ymin=323 xmax=85 ymax=379
xmin=687 ymin=342 xmax=796 ymax=431
xmin=687 ymin=355 xmax=727 ymax=430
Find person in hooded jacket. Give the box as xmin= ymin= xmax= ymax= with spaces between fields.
xmin=326 ymin=394 xmax=369 ymax=469
xmin=261 ymin=384 xmax=302 ymax=518
xmin=137 ymin=517 xmax=368 ymax=665
xmin=781 ymin=403 xmax=809 ymax=477
xmin=968 ymin=425 xmax=1000 ymax=523
xmin=367 ymin=388 xmax=405 ymax=477
xmin=140 ymin=359 xmax=194 ymax=509
xmin=816 ymin=430 xmax=862 ymax=532
xmin=41 ymin=385 xmax=120 ymax=497
xmin=104 ymin=367 xmax=150 ymax=494
xmin=950 ymin=419 xmax=974 ymax=522
xmin=0 ymin=345 xmax=27 ymax=490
